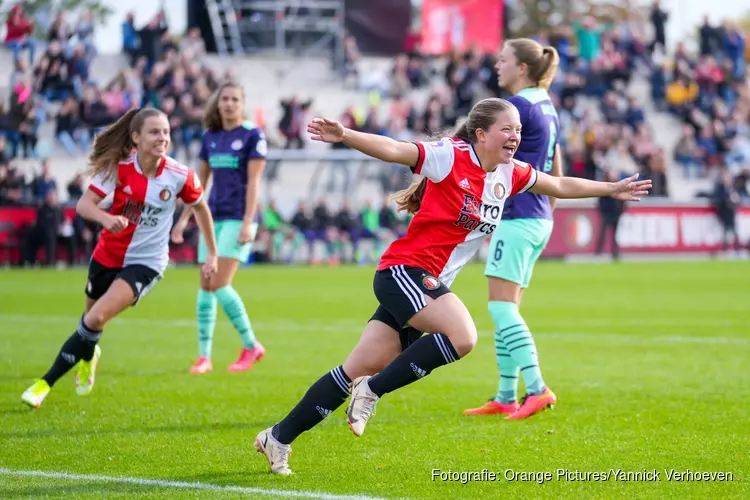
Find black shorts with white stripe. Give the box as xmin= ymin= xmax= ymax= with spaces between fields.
xmin=370 ymin=265 xmax=452 ymax=348
xmin=86 ymin=259 xmax=161 ymax=306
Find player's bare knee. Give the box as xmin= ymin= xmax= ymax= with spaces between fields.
xmin=83 ymin=311 xmax=107 ymax=331
xmin=445 ymin=328 xmax=477 ymax=358
xmin=342 ymin=360 xmax=375 ymax=380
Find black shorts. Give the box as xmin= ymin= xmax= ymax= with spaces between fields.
xmin=86 ymin=259 xmax=162 ymax=305
xmin=369 ymin=265 xmax=452 ymax=350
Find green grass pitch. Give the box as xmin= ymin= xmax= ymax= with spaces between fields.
xmin=0 ymin=260 xmax=748 ymax=499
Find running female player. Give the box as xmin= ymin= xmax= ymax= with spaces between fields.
xmin=254 ymin=97 xmax=651 ymax=475
xmin=21 ymin=108 xmax=219 ymax=408
xmin=171 ymin=82 xmax=267 ymax=374
xmin=464 ymin=39 xmax=565 ymax=419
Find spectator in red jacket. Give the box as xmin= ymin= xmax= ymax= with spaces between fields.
xmin=4 ymin=4 xmax=36 ymax=65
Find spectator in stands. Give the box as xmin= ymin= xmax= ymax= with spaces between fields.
xmin=262 ymin=200 xmax=304 ymax=263
xmin=137 ymin=10 xmax=168 ymax=71
xmin=712 ymin=169 xmax=744 ymax=251
xmin=31 ymin=160 xmax=57 ymax=204
xmin=390 ymin=55 xmax=412 ymax=97
xmin=0 ymin=163 xmax=9 ymax=205
xmin=122 ymin=12 xmax=140 ymax=67
xmin=699 ymin=15 xmax=719 ymax=57
xmin=595 ymin=169 xmax=625 ymax=259
xmin=0 ymin=136 xmax=8 ymax=166
xmin=573 ymin=16 xmax=604 ymax=64
xmin=645 ymin=147 xmax=669 ymax=196
xmin=4 ymin=4 xmax=35 ymax=65
xmin=55 ymin=97 xmax=85 ymax=156
xmin=22 ymin=188 xmax=62 ymax=266
xmin=290 ymin=201 xmax=315 ymax=262
xmin=79 ymin=86 xmax=113 ymax=133
xmin=180 ymin=27 xmax=206 ymax=61
xmin=66 ymin=174 xmax=84 ymax=203
xmin=650 ymin=62 xmax=667 ymax=110
xmin=722 ymin=21 xmax=746 ymax=81
xmin=13 ymin=95 xmax=40 ymax=159
xmin=333 ymin=199 xmax=360 ymax=263
xmin=649 ymin=1 xmax=668 ymax=54
xmin=48 ymin=12 xmax=72 ymax=50
xmin=74 ymin=12 xmax=96 ymax=61
xmin=311 ymin=198 xmax=340 ymax=265
xmin=355 ymin=200 xmax=382 ymax=264
xmin=666 ymin=76 xmax=700 ymax=118
xmin=0 ymin=162 xmax=27 ymax=206
xmin=340 ymin=34 xmax=361 ymax=85
xmin=674 ymin=125 xmax=703 ymax=177
xmin=625 ymin=96 xmax=646 ymax=130
xmin=278 ymin=96 xmax=313 ymax=149
xmin=601 ymin=140 xmax=639 ymax=177
xmin=735 ymin=168 xmax=750 ymax=201
xmin=67 ymin=44 xmax=91 ymax=96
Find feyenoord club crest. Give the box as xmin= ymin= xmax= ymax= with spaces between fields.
xmin=159 ymin=188 xmax=172 ymax=201
xmin=493 ymin=182 xmax=506 ymax=199
xmin=422 ymin=275 xmax=440 ymax=290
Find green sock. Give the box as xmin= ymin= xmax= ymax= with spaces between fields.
xmin=493 ymin=328 xmax=518 ymax=404
xmin=489 ymin=301 xmax=545 ymax=395
xmin=215 ymin=285 xmax=257 ymax=349
xmin=197 ymin=288 xmax=217 ymax=358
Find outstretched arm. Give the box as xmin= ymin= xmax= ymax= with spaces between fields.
xmin=308 ymin=118 xmax=419 ymax=167
xmin=530 ymin=172 xmax=652 ymax=201
xmin=548 ymin=145 xmax=563 ymax=210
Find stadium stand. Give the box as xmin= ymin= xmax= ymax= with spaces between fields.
xmin=0 ymin=2 xmax=747 ymax=267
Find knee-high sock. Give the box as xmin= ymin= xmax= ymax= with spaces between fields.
xmin=367 ymin=333 xmax=459 ymax=397
xmin=215 ymin=285 xmax=257 ymax=348
xmin=489 ymin=301 xmax=545 ymax=395
xmin=493 ymin=325 xmax=519 ymax=403
xmin=197 ymin=288 xmax=217 ymax=357
xmin=273 ymin=365 xmax=351 ymax=444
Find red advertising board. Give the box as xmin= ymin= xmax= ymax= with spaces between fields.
xmin=544 ymin=205 xmax=750 ymax=257
xmin=420 ymin=0 xmax=503 ymax=55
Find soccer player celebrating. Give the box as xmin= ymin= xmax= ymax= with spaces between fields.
xmin=254 ymin=97 xmax=651 ymax=475
xmin=21 ymin=108 xmax=219 ymax=409
xmin=171 ymin=82 xmax=267 ymax=374
xmin=464 ymin=39 xmax=565 ymax=419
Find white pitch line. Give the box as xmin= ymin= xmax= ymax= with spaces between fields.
xmin=0 ymin=468 xmax=403 ymax=500
xmin=0 ymin=314 xmax=747 ymax=346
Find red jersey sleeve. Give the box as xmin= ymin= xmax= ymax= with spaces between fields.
xmin=411 ymin=138 xmax=455 ymax=183
xmin=178 ymin=169 xmax=204 ymax=206
xmin=510 ymin=160 xmax=538 ymax=196
xmin=88 ymin=171 xmax=117 ymax=198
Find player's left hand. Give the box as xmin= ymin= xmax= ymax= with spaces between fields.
xmin=201 ymin=255 xmax=218 ymax=278
xmin=308 ymin=118 xmax=345 ymax=143
xmin=238 ymin=223 xmax=255 ymax=245
xmin=611 ymin=173 xmax=652 ymax=202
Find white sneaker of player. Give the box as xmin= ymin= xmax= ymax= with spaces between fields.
xmin=254 ymin=427 xmax=292 ymax=475
xmin=346 ymin=376 xmax=379 ymax=437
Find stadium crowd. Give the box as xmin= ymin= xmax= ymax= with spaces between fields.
xmin=1 ymin=2 xmax=748 ymax=267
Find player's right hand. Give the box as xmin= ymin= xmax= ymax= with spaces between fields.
xmin=308 ymin=118 xmax=345 ymax=143
xmin=105 ymin=215 xmax=129 ymax=234
xmin=171 ymin=222 xmax=186 ymax=244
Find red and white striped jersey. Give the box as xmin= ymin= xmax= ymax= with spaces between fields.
xmin=88 ymin=152 xmax=204 ymax=273
xmin=378 ymin=137 xmax=537 ymax=286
